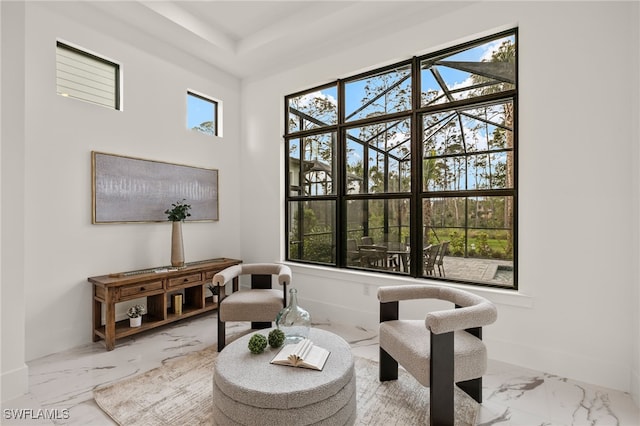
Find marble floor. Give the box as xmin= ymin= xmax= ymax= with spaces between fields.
xmin=2 ymin=313 xmax=639 ymax=425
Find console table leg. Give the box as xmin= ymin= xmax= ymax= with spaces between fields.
xmin=92 ymin=298 xmax=101 ymax=342
xmin=105 ymin=290 xmax=116 ymax=351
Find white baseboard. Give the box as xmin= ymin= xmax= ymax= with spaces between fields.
xmin=1 ymin=364 xmax=28 ymax=403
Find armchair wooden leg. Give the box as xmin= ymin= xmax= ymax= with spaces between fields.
xmin=457 ymin=377 xmax=482 ymax=403
xmin=217 ymin=318 xmax=226 ymax=352
xmin=430 ymin=332 xmax=454 ymax=426
xmin=379 ymin=347 xmax=398 ymax=382
xmin=379 ymin=301 xmax=400 ymax=382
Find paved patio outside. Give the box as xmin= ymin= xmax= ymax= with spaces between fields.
xmin=438 ymin=256 xmax=514 ymax=287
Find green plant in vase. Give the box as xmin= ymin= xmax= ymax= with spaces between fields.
xmin=164 ymin=199 xmax=192 ymax=222
xmin=164 ymin=199 xmax=192 ymax=267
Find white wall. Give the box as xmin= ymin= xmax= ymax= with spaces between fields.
xmin=633 ymin=0 xmax=640 ymax=407
xmin=15 ymin=3 xmax=242 ymax=362
xmin=1 ymin=1 xmax=29 ymax=402
xmin=242 ymin=1 xmax=640 ymax=394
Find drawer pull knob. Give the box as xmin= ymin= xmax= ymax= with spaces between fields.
xmin=183 ymin=278 xmax=188 ymax=282
xmin=140 ymin=287 xmax=145 ymax=291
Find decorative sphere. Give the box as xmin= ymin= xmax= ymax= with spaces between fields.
xmin=268 ymin=329 xmax=286 ymax=348
xmin=248 ymin=334 xmax=268 ymax=354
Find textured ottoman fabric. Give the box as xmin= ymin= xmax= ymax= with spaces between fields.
xmin=212 ymin=399 xmax=356 ymax=426
xmin=212 ymin=374 xmax=356 ymax=425
xmin=213 ymin=328 xmax=355 ymax=426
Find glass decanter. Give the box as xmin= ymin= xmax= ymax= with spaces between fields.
xmin=276 ymin=288 xmax=311 ymax=344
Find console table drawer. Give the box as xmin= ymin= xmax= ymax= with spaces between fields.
xmin=168 ymin=273 xmax=202 ymax=288
xmin=120 ymin=280 xmax=163 ymax=299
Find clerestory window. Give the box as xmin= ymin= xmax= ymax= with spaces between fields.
xmin=187 ymin=91 xmax=221 ymax=137
xmin=285 ymin=29 xmax=517 ymax=289
xmin=56 ymin=41 xmax=120 ymax=110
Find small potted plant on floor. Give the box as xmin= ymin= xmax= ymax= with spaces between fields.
xmin=127 ymin=304 xmax=147 ymax=327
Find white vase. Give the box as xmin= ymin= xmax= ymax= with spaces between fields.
xmin=129 ymin=316 xmax=142 ymax=327
xmin=171 ymin=221 xmax=185 ymax=267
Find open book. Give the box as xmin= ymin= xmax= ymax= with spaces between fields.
xmin=270 ymin=338 xmax=330 ymax=371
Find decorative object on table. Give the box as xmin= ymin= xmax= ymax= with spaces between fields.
xmin=127 ymin=304 xmax=146 ymax=327
xmin=171 ymin=294 xmax=183 ymax=315
xmin=207 ymin=284 xmax=219 ymax=304
xmin=165 ymin=199 xmax=191 ymax=267
xmin=268 ymin=329 xmax=285 ymax=348
xmin=275 ymin=288 xmax=311 ymax=344
xmin=91 ymin=151 xmax=219 ymax=224
xmin=270 ymin=338 xmax=330 ymax=371
xmin=247 ymin=333 xmax=268 ymax=354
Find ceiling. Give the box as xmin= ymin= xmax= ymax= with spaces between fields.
xmin=55 ymin=1 xmax=476 ymax=80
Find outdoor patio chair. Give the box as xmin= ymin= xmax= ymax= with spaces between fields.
xmin=385 ymin=241 xmax=407 ymax=272
xmin=347 ymin=239 xmax=361 ymax=266
xmin=378 ymin=284 xmax=497 ymax=426
xmin=436 ymin=241 xmax=450 ymax=277
xmin=360 ymin=236 xmax=374 ymax=246
xmin=212 ymin=263 xmax=291 ymax=351
xmin=423 ymin=244 xmax=440 ymax=276
xmin=359 ymin=244 xmax=388 ymax=269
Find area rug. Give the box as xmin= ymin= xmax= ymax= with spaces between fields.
xmin=94 ymin=346 xmax=478 ymax=425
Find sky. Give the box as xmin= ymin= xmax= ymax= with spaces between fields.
xmin=187 ymin=92 xmax=216 ymax=130
xmin=289 ymin=32 xmax=515 ymax=186
xmin=294 ymin=34 xmax=514 ymax=125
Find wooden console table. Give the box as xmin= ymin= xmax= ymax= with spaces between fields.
xmin=88 ymin=258 xmax=241 ymax=351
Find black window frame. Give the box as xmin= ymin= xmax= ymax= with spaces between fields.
xmin=187 ymin=91 xmax=219 ymax=137
xmin=56 ymin=41 xmax=121 ymax=110
xmin=284 ymin=29 xmax=518 ymax=290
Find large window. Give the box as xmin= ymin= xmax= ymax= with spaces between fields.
xmin=285 ymin=30 xmax=517 ymax=288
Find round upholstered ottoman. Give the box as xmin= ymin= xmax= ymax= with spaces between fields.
xmin=212 ymin=328 xmax=356 ymax=425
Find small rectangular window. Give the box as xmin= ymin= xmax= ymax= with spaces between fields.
xmin=56 ymin=41 xmax=120 ymax=110
xmin=187 ymin=91 xmax=219 ymax=136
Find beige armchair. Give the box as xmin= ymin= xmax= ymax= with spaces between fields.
xmin=378 ymin=284 xmax=497 ymax=426
xmin=213 ymin=263 xmax=292 ymax=351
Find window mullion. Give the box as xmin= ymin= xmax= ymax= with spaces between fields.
xmin=411 ymin=55 xmax=422 ymax=276
xmin=337 ymin=79 xmax=347 ymax=267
